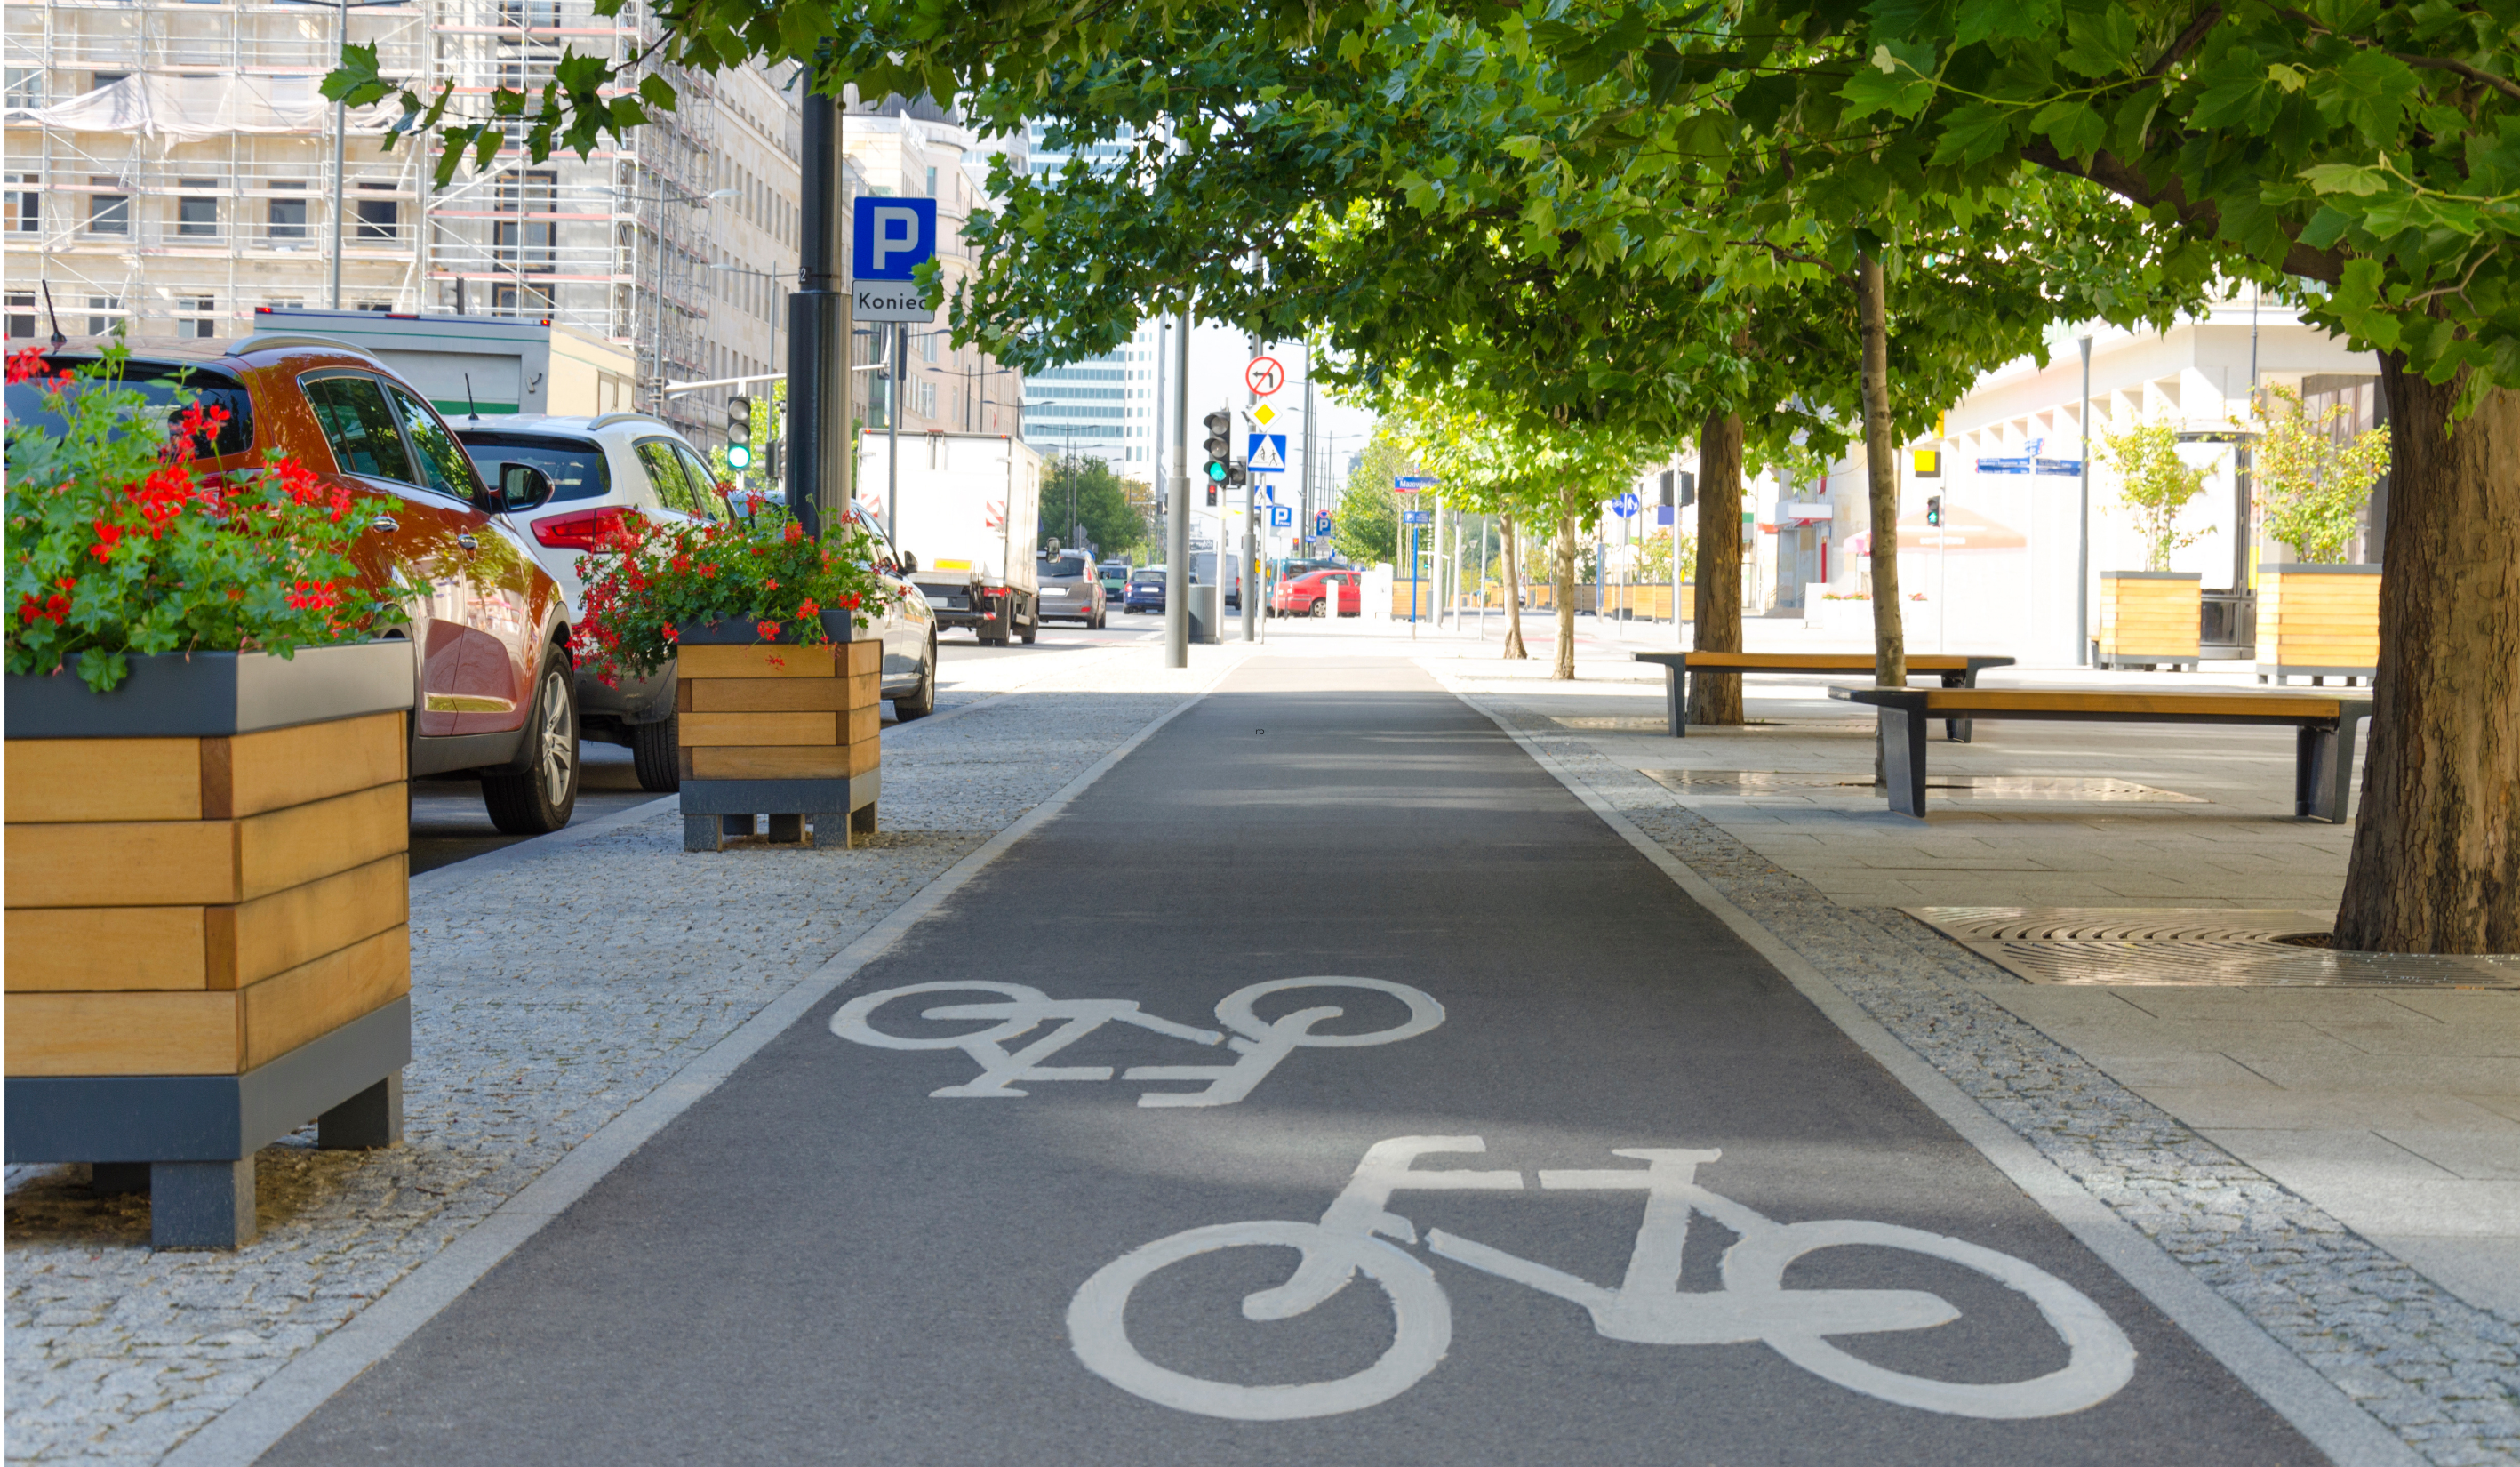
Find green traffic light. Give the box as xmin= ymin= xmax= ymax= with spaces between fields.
xmin=727 ymin=444 xmax=754 ymax=470
xmin=1204 ymin=461 xmax=1229 ymax=483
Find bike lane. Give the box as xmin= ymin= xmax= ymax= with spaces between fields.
xmin=264 ymin=656 xmax=2328 ymax=1466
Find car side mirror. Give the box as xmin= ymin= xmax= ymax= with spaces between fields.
xmin=496 ymin=462 xmax=554 ymax=514
xmin=900 ymin=551 xmax=918 ymax=574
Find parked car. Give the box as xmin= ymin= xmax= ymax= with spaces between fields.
xmin=1124 ymin=565 xmax=1167 ymax=614
xmin=1273 ymin=568 xmax=1363 ymax=618
xmin=1098 ymin=560 xmax=1131 ymax=610
xmin=6 ymin=331 xmax=583 ymax=833
xmin=831 ymin=502 xmax=942 ymax=720
xmin=452 ymin=413 xmax=720 ymax=790
xmin=1036 ymin=549 xmax=1105 ymax=628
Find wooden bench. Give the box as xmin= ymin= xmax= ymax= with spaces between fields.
xmin=1633 ymin=652 xmax=2016 ymax=742
xmin=1828 ymin=686 xmax=2372 ymax=821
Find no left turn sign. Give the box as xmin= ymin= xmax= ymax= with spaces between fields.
xmin=1244 ymin=356 xmax=1285 ymax=397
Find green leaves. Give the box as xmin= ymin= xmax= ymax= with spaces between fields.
xmin=1840 ymin=42 xmax=1937 ymax=118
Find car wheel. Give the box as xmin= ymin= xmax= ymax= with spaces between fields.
xmin=1311 ymin=597 xmax=1330 ymax=619
xmin=629 ymin=707 xmax=681 ymax=792
xmin=482 ymin=647 xmax=580 ymax=834
xmin=1020 ymin=612 xmax=1037 ymax=645
xmin=892 ymin=630 xmax=939 ymax=720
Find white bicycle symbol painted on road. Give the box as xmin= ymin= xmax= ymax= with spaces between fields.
xmin=1069 ymin=1136 xmax=2137 ymax=1422
xmin=829 ymin=978 xmax=1443 ymax=1106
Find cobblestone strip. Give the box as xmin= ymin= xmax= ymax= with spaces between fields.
xmin=4 ymin=647 xmax=1234 ymax=1465
xmin=1467 ymin=704 xmax=2520 ymax=1466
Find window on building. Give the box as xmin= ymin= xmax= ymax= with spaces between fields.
xmin=356 ymin=184 xmax=400 ymax=242
xmin=85 ymin=296 xmax=121 ymax=336
xmin=492 ymin=283 xmax=554 ymax=314
xmin=356 ymin=301 xmax=393 ymax=312
xmin=924 ymin=165 xmax=938 ymax=197
xmin=88 ymin=181 xmax=129 ymax=236
xmin=919 ymin=330 xmax=940 ymax=364
xmin=268 ymin=180 xmax=307 ymax=241
xmin=178 ymin=296 xmax=218 ymax=339
xmin=5 ymin=293 xmax=35 ymax=340
xmin=492 ymin=171 xmax=553 ymax=268
xmin=5 ymin=174 xmax=38 ymax=234
xmin=177 ymin=181 xmax=219 ymax=237
xmin=90 ymin=71 xmax=128 ymax=93
xmin=4 ymin=68 xmax=44 ymax=109
xmin=913 ymin=380 xmax=937 ymax=419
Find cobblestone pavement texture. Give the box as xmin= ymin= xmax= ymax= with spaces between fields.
xmin=2 ymin=637 xmax=1225 ymax=1464
xmin=1434 ymin=673 xmax=2520 ymax=1467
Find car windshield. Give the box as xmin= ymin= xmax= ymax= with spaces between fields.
xmin=4 ymin=360 xmax=255 ymax=459
xmin=1132 ymin=572 xmax=1164 ymax=584
xmin=1041 ymin=554 xmax=1090 ymax=579
xmin=457 ymin=430 xmax=610 ymax=502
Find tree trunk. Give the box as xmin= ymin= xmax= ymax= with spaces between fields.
xmin=1553 ymin=491 xmax=1579 ymax=680
xmin=1500 ymin=512 xmax=1527 ymax=659
xmin=1856 ymin=252 xmax=1908 ymax=689
xmin=1689 ymin=409 xmax=1746 ymax=725
xmin=2333 ymin=362 xmax=2520 ymax=953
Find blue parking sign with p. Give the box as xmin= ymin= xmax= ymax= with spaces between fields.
xmin=852 ymin=197 xmax=937 ymax=281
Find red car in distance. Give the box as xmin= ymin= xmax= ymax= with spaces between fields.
xmin=1272 ymin=568 xmax=1361 ymax=618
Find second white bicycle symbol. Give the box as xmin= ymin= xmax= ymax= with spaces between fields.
xmin=1068 ymin=1136 xmax=2138 ymax=1422
xmin=829 ymin=977 xmax=1443 ymax=1105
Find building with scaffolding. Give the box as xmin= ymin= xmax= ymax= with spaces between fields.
xmin=2 ymin=0 xmax=806 ymax=447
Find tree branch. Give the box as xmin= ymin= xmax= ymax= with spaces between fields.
xmin=2392 ymin=52 xmax=2520 ymax=105
xmin=2019 ymin=140 xmax=2346 ymax=284
xmin=2145 ymin=4 xmax=2222 ymax=78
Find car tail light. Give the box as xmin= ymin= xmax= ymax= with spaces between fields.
xmin=532 ymin=506 xmax=640 ymax=549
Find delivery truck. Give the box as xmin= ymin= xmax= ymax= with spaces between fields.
xmin=858 ymin=430 xmax=1044 ymax=645
xmin=253 ymin=307 xmax=636 ymax=417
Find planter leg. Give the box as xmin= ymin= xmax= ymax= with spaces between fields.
xmin=683 ymin=815 xmax=724 ymax=852
xmin=318 ymin=1073 xmax=403 ymax=1150
xmin=851 ymin=803 xmax=877 ymax=838
xmin=92 ymin=1163 xmax=149 ymax=1197
xmin=766 ymin=814 xmax=804 ymax=844
xmin=150 ymin=1159 xmax=254 ymax=1249
xmin=806 ymin=812 xmax=845 ymax=848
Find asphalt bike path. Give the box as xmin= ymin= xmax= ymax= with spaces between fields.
xmin=265 ymin=656 xmax=2323 ymax=1465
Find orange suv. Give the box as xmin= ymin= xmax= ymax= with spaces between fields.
xmin=6 ymin=330 xmax=582 ymax=831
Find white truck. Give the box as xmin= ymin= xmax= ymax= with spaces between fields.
xmin=857 ymin=430 xmax=1044 ymax=645
xmin=256 ymin=307 xmax=636 ymax=417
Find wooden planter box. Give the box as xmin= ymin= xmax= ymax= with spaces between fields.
xmin=675 ymin=612 xmax=880 ymax=852
xmin=4 ymin=641 xmax=414 ymax=1249
xmin=2097 ymin=572 xmax=2203 ymax=670
xmin=2258 ymin=565 xmax=2380 ymax=685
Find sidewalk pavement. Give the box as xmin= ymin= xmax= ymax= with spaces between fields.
xmin=4 ymin=636 xmax=1244 ymax=1464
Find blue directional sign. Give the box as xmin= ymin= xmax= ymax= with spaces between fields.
xmin=1611 ymin=492 xmax=1640 ymax=518
xmin=1401 ymin=509 xmax=1434 ymax=525
xmin=1246 ymin=433 xmax=1288 ymax=473
xmin=1394 ymin=474 xmax=1438 ymax=490
xmin=1267 ymin=504 xmax=1293 ymax=529
xmin=852 ymin=196 xmax=936 ymax=280
xmin=1315 ymin=510 xmax=1332 ymax=535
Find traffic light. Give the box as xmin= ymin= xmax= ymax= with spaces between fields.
xmin=1925 ymin=494 xmax=1942 ymax=527
xmin=1202 ymin=408 xmax=1232 ymax=483
xmin=726 ymin=396 xmax=753 ymax=471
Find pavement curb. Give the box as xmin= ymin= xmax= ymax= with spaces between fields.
xmin=162 ymin=650 xmax=1246 ymax=1467
xmin=1441 ymin=675 xmax=2424 ymax=1467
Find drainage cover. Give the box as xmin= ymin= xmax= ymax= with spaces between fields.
xmin=1640 ymin=770 xmax=2202 ymax=802
xmin=1906 ymin=906 xmax=2520 ymax=988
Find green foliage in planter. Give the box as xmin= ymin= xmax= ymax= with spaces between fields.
xmin=2101 ymin=420 xmax=2216 ymax=573
xmin=2252 ymin=385 xmax=2392 ymax=565
xmin=4 ymin=339 xmax=408 ymax=693
xmin=572 ymin=501 xmax=900 ymax=684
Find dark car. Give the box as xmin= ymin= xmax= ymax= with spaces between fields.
xmin=6 ymin=332 xmax=582 ymax=833
xmin=1125 ymin=566 xmax=1167 ymax=614
xmin=1036 ymin=549 xmax=1105 ymax=628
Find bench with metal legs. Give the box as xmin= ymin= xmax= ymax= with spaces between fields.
xmin=1633 ymin=652 xmax=2017 ymax=742
xmin=1827 ymin=686 xmax=2372 ymax=822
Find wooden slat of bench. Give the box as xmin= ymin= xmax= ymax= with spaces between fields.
xmin=1671 ymin=653 xmax=1991 ymax=670
xmin=1899 ymin=689 xmax=2348 ymax=718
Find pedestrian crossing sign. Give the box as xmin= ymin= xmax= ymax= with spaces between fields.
xmin=1246 ymin=433 xmax=1287 ymax=473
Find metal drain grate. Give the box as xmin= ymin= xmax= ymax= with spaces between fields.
xmin=1906 ymin=906 xmax=2520 ymax=988
xmin=1640 ymin=770 xmax=2201 ymax=803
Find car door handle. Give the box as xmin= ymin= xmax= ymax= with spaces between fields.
xmin=370 ymin=514 xmax=399 ymax=533
xmin=455 ymin=533 xmax=479 ymax=552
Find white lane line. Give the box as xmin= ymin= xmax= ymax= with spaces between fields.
xmin=169 ymin=652 xmax=1248 ymax=1467
xmin=1439 ymin=677 xmax=2422 ymax=1467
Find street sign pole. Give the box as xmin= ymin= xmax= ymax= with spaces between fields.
xmin=785 ymin=91 xmax=849 ymax=539
xmin=1165 ymin=305 xmax=1190 ymax=668
xmin=889 ymin=321 xmax=904 ymax=545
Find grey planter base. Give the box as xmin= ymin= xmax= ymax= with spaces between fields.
xmin=681 ymin=771 xmax=878 ymax=852
xmin=6 ymin=998 xmax=411 ymax=1249
xmin=4 ymin=641 xmax=412 ymax=739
